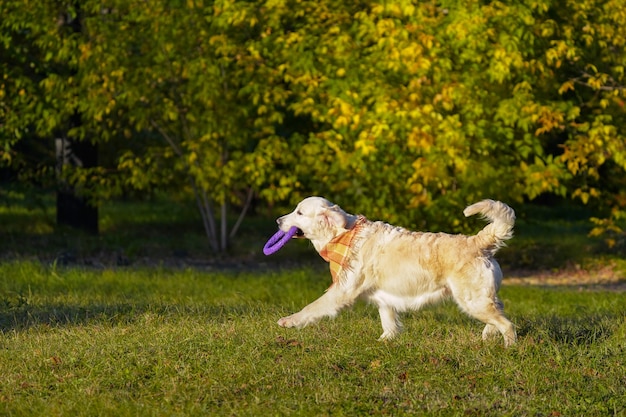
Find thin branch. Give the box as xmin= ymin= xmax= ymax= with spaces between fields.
xmin=150 ymin=119 xmax=184 ymax=157
xmin=229 ymin=187 xmax=255 ymax=240
xmin=190 ymin=177 xmax=218 ymax=252
xmin=200 ymin=185 xmax=218 ymax=246
xmin=573 ymin=79 xmax=625 ymax=92
xmin=151 ymin=119 xmax=226 ymax=251
xmin=573 ymin=71 xmax=625 ymax=92
xmin=220 ymin=200 xmax=228 ymax=252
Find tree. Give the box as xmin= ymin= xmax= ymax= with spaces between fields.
xmin=74 ymin=0 xmax=294 ymax=251
xmin=1 ymin=0 xmax=292 ymax=251
xmin=2 ymin=0 xmax=625 ymax=246
xmin=1 ymin=1 xmax=100 ymax=233
xmin=539 ymin=0 xmax=626 ymax=245
xmin=249 ymin=0 xmax=626 ymax=232
xmin=242 ymin=0 xmax=545 ymax=229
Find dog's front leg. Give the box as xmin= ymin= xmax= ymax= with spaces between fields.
xmin=378 ymin=306 xmax=404 ymax=340
xmin=278 ymin=285 xmax=356 ymax=329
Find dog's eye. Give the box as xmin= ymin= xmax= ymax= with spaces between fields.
xmin=297 ymin=210 xmax=303 ymax=216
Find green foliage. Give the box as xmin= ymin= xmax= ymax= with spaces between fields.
xmin=257 ymin=0 xmax=626 ymax=230
xmin=1 ymin=261 xmax=625 ymax=416
xmin=2 ymin=0 xmax=626 ymax=239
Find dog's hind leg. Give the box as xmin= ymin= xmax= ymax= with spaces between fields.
xmin=481 ymin=296 xmax=505 ymax=340
xmin=378 ymin=306 xmax=404 ymax=340
xmin=482 ymin=323 xmax=500 ymax=339
xmin=452 ymin=287 xmax=516 ymax=347
xmin=468 ymin=301 xmax=516 ymax=347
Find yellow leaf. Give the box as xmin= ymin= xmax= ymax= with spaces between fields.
xmin=558 ymin=80 xmax=575 ymax=94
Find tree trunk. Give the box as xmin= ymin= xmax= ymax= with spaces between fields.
xmin=55 ymin=134 xmax=99 ymax=234
xmin=53 ymin=5 xmax=98 ymax=234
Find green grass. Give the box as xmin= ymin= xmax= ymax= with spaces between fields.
xmin=1 ymin=192 xmax=625 ymax=414
xmin=1 ymin=261 xmax=625 ymax=416
xmin=497 ymin=202 xmax=613 ymax=271
xmin=0 ymin=191 xmax=317 ymax=268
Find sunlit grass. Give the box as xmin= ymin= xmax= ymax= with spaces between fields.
xmin=1 ymin=261 xmax=625 ymax=416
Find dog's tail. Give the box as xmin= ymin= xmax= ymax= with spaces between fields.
xmin=464 ymin=199 xmax=515 ymax=254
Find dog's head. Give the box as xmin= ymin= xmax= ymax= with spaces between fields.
xmin=277 ymin=197 xmax=356 ymax=250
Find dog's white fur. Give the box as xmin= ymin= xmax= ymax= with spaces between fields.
xmin=276 ymin=196 xmax=517 ymax=346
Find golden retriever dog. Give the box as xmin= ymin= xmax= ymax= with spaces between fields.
xmin=276 ymin=196 xmax=517 ymax=347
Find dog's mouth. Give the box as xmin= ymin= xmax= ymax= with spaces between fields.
xmin=293 ymin=228 xmax=305 ymax=238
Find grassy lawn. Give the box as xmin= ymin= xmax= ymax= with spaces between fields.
xmin=1 ymin=193 xmax=625 ymax=415
xmin=1 ymin=261 xmax=625 ymax=416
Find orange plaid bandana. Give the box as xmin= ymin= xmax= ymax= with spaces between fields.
xmin=319 ymin=216 xmax=367 ymax=286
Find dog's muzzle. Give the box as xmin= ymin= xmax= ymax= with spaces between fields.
xmin=276 ymin=218 xmax=304 ymax=238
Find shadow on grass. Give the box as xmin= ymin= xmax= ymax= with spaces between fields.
xmin=0 ymin=302 xmax=258 ymax=332
xmin=516 ymin=314 xmax=619 ymax=345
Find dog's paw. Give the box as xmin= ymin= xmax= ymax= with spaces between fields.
xmin=378 ymin=331 xmax=398 ymax=341
xmin=378 ymin=322 xmax=404 ymax=341
xmin=277 ymin=315 xmax=299 ymax=328
xmin=378 ymin=326 xmax=404 ymax=341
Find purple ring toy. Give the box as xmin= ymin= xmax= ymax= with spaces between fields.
xmin=263 ymin=226 xmax=298 ymax=255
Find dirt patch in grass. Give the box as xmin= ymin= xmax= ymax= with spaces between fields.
xmin=505 ymin=261 xmax=626 ymax=291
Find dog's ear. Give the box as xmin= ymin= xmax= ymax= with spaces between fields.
xmin=321 ymin=205 xmax=348 ymax=229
